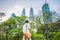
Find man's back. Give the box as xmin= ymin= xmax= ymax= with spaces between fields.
xmin=23 ymin=23 xmax=30 ymax=33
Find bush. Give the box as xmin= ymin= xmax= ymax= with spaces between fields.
xmin=31 ymin=33 xmax=46 ymax=40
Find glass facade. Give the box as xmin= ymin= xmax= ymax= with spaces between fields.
xmin=21 ymin=8 xmax=26 ymax=16
xmin=42 ymin=3 xmax=52 ymax=23
xmin=29 ymin=7 xmax=34 ymax=21
xmin=42 ymin=3 xmax=50 ymax=15
xmin=11 ymin=13 xmax=16 ymax=17
xmin=29 ymin=7 xmax=34 ymax=17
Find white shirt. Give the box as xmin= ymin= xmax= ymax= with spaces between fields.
xmin=23 ymin=23 xmax=30 ymax=33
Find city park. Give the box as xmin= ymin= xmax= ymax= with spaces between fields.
xmin=0 ymin=1 xmax=60 ymax=40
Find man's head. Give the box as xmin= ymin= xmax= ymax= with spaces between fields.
xmin=25 ymin=20 xmax=29 ymax=23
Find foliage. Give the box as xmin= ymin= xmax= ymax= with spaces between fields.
xmin=0 ymin=16 xmax=60 ymax=40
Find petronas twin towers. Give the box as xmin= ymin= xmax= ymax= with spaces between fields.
xmin=21 ymin=7 xmax=34 ymax=17
xmin=21 ymin=7 xmax=34 ymax=21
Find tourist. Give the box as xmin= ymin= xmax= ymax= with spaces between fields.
xmin=23 ymin=19 xmax=31 ymax=40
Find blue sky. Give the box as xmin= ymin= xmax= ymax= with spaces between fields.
xmin=0 ymin=0 xmax=60 ymax=19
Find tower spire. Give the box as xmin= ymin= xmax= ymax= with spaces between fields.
xmin=45 ymin=0 xmax=47 ymax=3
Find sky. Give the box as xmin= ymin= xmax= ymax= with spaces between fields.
xmin=0 ymin=0 xmax=60 ymax=21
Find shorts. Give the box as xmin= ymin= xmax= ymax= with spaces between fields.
xmin=23 ymin=31 xmax=31 ymax=39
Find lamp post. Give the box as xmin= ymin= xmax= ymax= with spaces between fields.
xmin=6 ymin=26 xmax=9 ymax=40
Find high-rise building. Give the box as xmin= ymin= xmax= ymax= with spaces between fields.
xmin=0 ymin=13 xmax=5 ymax=24
xmin=37 ymin=11 xmax=44 ymax=24
xmin=29 ymin=7 xmax=34 ymax=21
xmin=51 ymin=12 xmax=60 ymax=23
xmin=42 ymin=2 xmax=52 ymax=24
xmin=11 ymin=13 xmax=16 ymax=17
xmin=21 ymin=8 xmax=26 ymax=16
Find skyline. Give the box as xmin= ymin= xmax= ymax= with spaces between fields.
xmin=0 ymin=0 xmax=60 ymax=21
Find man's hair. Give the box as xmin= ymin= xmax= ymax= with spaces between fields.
xmin=25 ymin=20 xmax=29 ymax=23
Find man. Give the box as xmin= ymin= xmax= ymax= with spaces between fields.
xmin=23 ymin=20 xmax=31 ymax=40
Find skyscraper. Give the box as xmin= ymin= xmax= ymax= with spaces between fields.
xmin=42 ymin=2 xmax=52 ymax=24
xmin=21 ymin=8 xmax=26 ymax=16
xmin=29 ymin=7 xmax=34 ymax=21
